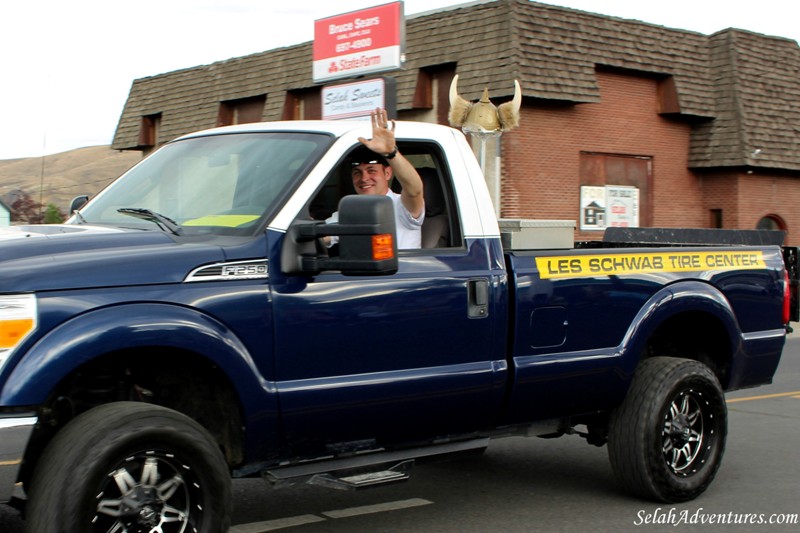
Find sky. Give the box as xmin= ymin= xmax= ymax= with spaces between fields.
xmin=1 ymin=0 xmax=798 ymax=161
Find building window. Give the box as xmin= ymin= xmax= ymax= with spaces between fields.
xmin=283 ymin=93 xmax=301 ymax=120
xmin=413 ymin=64 xmax=456 ymax=125
xmin=218 ymin=95 xmax=266 ymax=126
xmin=414 ymin=69 xmax=433 ymax=109
xmin=710 ymin=209 xmax=723 ymax=228
xmin=657 ymin=76 xmax=681 ymax=114
xmin=757 ymin=215 xmax=785 ymax=231
xmin=138 ymin=113 xmax=161 ymax=149
xmin=283 ymin=89 xmax=321 ymax=120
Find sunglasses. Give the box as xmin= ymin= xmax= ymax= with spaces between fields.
xmin=350 ymin=159 xmax=385 ymax=167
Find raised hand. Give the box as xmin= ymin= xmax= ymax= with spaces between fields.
xmin=358 ymin=108 xmax=396 ymax=156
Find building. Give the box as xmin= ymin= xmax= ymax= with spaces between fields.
xmin=112 ymin=0 xmax=800 ymax=244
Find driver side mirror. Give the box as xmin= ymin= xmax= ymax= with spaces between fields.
xmin=69 ymin=195 xmax=89 ymax=213
xmin=282 ymin=195 xmax=398 ymax=276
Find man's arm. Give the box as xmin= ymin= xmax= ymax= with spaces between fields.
xmin=358 ymin=108 xmax=424 ymax=219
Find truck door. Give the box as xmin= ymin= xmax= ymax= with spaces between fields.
xmin=270 ymin=145 xmax=507 ymax=457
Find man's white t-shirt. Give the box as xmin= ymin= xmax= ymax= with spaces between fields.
xmin=327 ymin=190 xmax=425 ymax=250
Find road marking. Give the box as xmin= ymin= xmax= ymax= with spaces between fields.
xmin=322 ymin=498 xmax=433 ymax=519
xmin=727 ymin=390 xmax=800 ymax=403
xmin=229 ymin=515 xmax=326 ymax=532
xmin=229 ymin=498 xmax=434 ymax=532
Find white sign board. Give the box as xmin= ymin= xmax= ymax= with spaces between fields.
xmin=580 ymin=185 xmax=639 ymax=230
xmin=606 ymin=186 xmax=639 ymax=228
xmin=322 ymin=79 xmax=387 ymax=120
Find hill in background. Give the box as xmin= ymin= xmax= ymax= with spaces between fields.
xmin=0 ymin=146 xmax=142 ymax=214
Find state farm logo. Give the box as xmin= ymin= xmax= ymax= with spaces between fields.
xmin=330 ymin=55 xmax=382 ymax=73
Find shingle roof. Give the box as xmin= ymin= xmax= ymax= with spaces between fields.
xmin=689 ymin=29 xmax=800 ymax=169
xmin=509 ymin=1 xmax=715 ymax=114
xmin=112 ymin=0 xmax=800 ymax=171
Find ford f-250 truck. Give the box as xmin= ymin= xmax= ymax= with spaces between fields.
xmin=1 ymin=119 xmax=797 ymax=532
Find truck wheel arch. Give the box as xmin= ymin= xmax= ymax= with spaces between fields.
xmin=1 ymin=303 xmax=266 ymax=407
xmin=621 ymin=281 xmax=740 ymax=388
xmin=3 ymin=303 xmax=267 ymax=483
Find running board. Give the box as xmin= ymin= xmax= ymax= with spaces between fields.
xmin=309 ymin=460 xmax=413 ymax=491
xmin=263 ymin=437 xmax=489 ymax=488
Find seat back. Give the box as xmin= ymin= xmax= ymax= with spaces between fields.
xmin=418 ymin=168 xmax=450 ymax=248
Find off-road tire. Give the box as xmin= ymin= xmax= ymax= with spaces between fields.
xmin=608 ymin=357 xmax=727 ymax=502
xmin=26 ymin=401 xmax=231 ymax=532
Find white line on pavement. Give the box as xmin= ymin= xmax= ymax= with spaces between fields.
xmin=229 ymin=498 xmax=434 ymax=532
xmin=322 ymin=498 xmax=434 ymax=519
xmin=229 ymin=514 xmax=326 ymax=532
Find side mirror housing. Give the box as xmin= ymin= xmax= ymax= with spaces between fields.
xmin=282 ymin=195 xmax=398 ymax=276
xmin=69 ymin=195 xmax=89 ymax=213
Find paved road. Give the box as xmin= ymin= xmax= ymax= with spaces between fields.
xmin=2 ymin=336 xmax=798 ymax=532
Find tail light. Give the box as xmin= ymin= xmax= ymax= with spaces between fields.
xmin=783 ymin=269 xmax=791 ymax=325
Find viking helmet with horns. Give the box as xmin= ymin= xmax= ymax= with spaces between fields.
xmin=448 ymin=74 xmax=522 ymax=135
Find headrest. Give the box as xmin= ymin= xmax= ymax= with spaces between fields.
xmin=418 ymin=168 xmax=446 ymax=217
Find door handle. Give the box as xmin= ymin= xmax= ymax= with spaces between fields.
xmin=468 ymin=279 xmax=489 ymax=318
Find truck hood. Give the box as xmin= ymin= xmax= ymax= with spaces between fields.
xmin=0 ymin=224 xmax=227 ymax=292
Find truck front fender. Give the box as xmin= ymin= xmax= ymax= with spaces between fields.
xmin=0 ymin=303 xmax=271 ymax=409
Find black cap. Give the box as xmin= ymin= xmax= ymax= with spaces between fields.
xmin=348 ymin=146 xmax=388 ymax=167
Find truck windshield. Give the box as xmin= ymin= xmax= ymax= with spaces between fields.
xmin=76 ymin=132 xmax=332 ymax=236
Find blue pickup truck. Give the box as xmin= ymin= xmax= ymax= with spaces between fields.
xmin=1 ymin=120 xmax=796 ymax=532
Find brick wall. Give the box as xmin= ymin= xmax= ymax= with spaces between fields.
xmin=699 ymin=172 xmax=739 ymax=228
xmin=739 ymin=173 xmax=800 ymax=244
xmin=498 ymin=69 xmax=800 ymax=245
xmin=501 ymin=70 xmax=702 ymax=242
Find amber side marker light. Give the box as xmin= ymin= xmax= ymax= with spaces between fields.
xmin=0 ymin=319 xmax=36 ymax=349
xmin=372 ymin=234 xmax=395 ymax=261
xmin=0 ymin=295 xmax=37 ymax=361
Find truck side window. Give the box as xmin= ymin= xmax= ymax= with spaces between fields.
xmin=307 ymin=144 xmax=462 ymax=249
xmin=403 ymin=149 xmax=461 ymax=250
xmin=415 ymin=166 xmax=452 ymax=249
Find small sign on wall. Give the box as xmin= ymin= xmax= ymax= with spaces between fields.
xmin=321 ymin=78 xmax=396 ymax=120
xmin=581 ymin=185 xmax=639 ymax=230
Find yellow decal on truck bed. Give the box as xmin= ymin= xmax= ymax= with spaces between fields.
xmin=536 ymin=251 xmax=766 ymax=279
